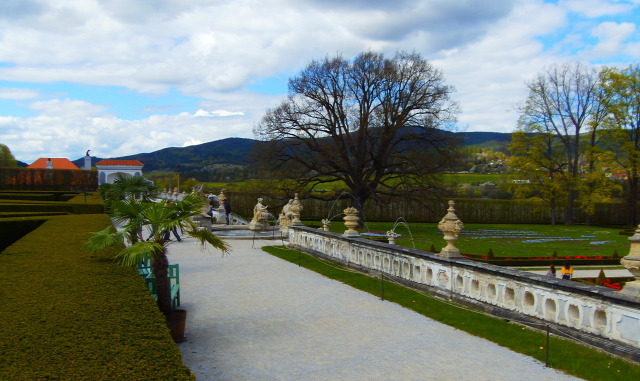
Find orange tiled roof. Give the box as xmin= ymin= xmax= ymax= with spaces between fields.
xmin=96 ymin=160 xmax=144 ymax=166
xmin=27 ymin=158 xmax=80 ymax=170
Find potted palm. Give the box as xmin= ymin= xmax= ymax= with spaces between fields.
xmin=83 ymin=193 xmax=228 ymax=341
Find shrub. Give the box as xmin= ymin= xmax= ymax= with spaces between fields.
xmin=0 ymin=214 xmax=193 ymax=380
xmin=595 ymin=269 xmax=606 ymax=285
xmin=487 ymin=248 xmax=494 ymax=259
xmin=612 ymin=250 xmax=618 ymax=258
xmin=552 ymin=250 xmax=558 ymax=258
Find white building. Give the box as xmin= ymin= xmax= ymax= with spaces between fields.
xmin=96 ymin=159 xmax=144 ymax=185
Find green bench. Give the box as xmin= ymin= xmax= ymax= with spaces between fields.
xmin=139 ymin=263 xmax=180 ymax=309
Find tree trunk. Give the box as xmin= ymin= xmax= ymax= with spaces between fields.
xmin=152 ymin=252 xmax=172 ymax=315
xmin=565 ymin=189 xmax=577 ymax=225
xmin=351 ymin=196 xmax=366 ymax=229
xmin=629 ymin=176 xmax=639 ymax=226
xmin=550 ymin=197 xmax=556 ymax=225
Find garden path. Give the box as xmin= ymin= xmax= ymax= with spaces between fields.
xmin=168 ymin=238 xmax=579 ymax=381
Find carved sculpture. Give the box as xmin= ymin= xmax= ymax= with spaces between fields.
xmin=249 ymin=197 xmax=269 ymax=230
xmin=437 ymin=200 xmax=463 ymax=257
xmin=279 ymin=199 xmax=294 ymax=232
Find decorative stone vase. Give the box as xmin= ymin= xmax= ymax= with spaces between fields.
xmin=386 ymin=230 xmax=397 ymax=245
xmin=343 ymin=207 xmax=360 ymax=237
xmin=166 ymin=309 xmax=187 ymax=343
xmin=621 ymin=225 xmax=640 ymax=297
xmin=322 ymin=219 xmax=330 ymax=231
xmin=290 ymin=193 xmax=303 ymax=226
xmin=437 ymin=200 xmax=464 ymax=258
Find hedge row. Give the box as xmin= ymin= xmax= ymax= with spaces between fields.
xmin=0 ymin=195 xmax=104 ymax=215
xmin=0 ymin=214 xmax=194 ymax=380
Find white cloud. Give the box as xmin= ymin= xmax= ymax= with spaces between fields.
xmin=0 ymin=91 xmax=280 ymax=162
xmin=0 ymin=88 xmax=40 ymax=100
xmin=194 ymin=109 xmax=244 ymax=117
xmin=588 ymin=21 xmax=636 ymax=58
xmin=561 ymin=0 xmax=635 ymax=18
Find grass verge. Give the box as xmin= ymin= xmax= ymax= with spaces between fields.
xmin=262 ymin=245 xmax=639 ymax=381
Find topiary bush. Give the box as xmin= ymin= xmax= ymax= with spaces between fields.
xmin=0 ymin=214 xmax=194 ymax=380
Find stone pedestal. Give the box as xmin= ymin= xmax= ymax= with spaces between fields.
xmin=343 ymin=207 xmax=360 ymax=237
xmin=621 ymin=225 xmax=640 ymax=298
xmin=437 ymin=200 xmax=464 ymax=258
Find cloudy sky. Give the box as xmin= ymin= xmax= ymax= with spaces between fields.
xmin=1 ymin=0 xmax=639 ymax=163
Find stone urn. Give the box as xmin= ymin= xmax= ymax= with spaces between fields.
xmin=322 ymin=219 xmax=330 ymax=231
xmin=289 ymin=193 xmax=303 ymax=226
xmin=387 ymin=230 xmax=397 ymax=245
xmin=343 ymin=207 xmax=360 ymax=237
xmin=621 ymin=225 xmax=640 ymax=297
xmin=437 ymin=200 xmax=464 ymax=258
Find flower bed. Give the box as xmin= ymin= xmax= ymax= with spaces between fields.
xmin=575 ymin=277 xmax=635 ymax=291
xmin=462 ymin=253 xmax=622 ymax=267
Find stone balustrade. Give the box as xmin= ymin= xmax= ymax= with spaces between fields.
xmin=288 ymin=226 xmax=640 ymax=359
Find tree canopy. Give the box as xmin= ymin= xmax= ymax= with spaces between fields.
xmin=253 ymin=51 xmax=459 ymax=221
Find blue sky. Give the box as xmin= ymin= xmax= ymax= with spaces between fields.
xmin=0 ymin=0 xmax=639 ymax=163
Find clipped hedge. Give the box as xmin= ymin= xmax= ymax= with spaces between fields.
xmin=0 ymin=196 xmax=104 ymax=215
xmin=462 ymin=253 xmax=621 ymax=267
xmin=0 ymin=214 xmax=194 ymax=380
xmin=0 ymin=218 xmax=46 ymax=252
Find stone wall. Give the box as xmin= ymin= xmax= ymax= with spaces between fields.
xmin=288 ymin=226 xmax=640 ymax=360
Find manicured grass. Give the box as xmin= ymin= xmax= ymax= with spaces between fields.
xmin=314 ymin=221 xmax=629 ymax=259
xmin=0 ymin=214 xmax=194 ymax=380
xmin=262 ymin=245 xmax=639 ymax=381
xmin=441 ymin=173 xmax=505 ymax=184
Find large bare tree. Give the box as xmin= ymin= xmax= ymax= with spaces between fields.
xmin=253 ymin=51 xmax=459 ymax=223
xmin=518 ymin=63 xmax=600 ymax=225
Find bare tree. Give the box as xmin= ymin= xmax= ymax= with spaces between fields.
xmin=253 ymin=51 xmax=459 ymax=224
xmin=519 ymin=63 xmax=600 ymax=225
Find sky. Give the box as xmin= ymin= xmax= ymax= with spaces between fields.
xmin=1 ymin=0 xmax=639 ymax=163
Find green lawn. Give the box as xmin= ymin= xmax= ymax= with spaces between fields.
xmin=441 ymin=173 xmax=505 ymax=184
xmin=313 ymin=221 xmax=629 ymax=258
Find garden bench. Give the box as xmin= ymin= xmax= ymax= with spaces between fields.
xmin=143 ymin=264 xmax=180 ymax=309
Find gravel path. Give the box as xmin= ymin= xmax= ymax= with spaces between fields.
xmin=169 ymin=238 xmax=580 ymax=381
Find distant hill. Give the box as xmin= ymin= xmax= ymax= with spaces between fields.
xmin=73 ymin=137 xmax=255 ymax=172
xmin=72 ymin=132 xmax=513 ymax=172
xmin=457 ymin=132 xmax=512 ymax=151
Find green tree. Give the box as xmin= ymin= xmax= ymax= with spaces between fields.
xmin=254 ymin=51 xmax=459 ymax=225
xmin=518 ymin=63 xmax=600 ymax=224
xmin=83 ymin=194 xmax=228 ymax=315
xmin=509 ymin=131 xmax=567 ymax=224
xmin=600 ymin=64 xmax=640 ymax=225
xmin=0 ymin=144 xmax=17 ymax=167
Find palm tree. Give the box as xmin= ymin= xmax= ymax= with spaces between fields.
xmin=83 ymin=194 xmax=228 ymax=315
xmin=99 ymin=174 xmax=159 ymax=211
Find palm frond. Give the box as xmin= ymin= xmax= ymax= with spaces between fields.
xmin=113 ymin=241 xmax=163 ymax=266
xmin=188 ymin=228 xmax=230 ymax=254
xmin=82 ymin=226 xmax=125 ymax=252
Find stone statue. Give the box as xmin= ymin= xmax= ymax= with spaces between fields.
xmin=249 ymin=197 xmax=269 ymax=230
xmin=279 ymin=199 xmax=294 ymax=231
xmin=252 ymin=198 xmax=268 ymax=222
xmin=86 ymin=149 xmax=91 ymax=156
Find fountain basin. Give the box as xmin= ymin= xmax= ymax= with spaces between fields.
xmin=211 ymin=225 xmax=285 ymax=240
